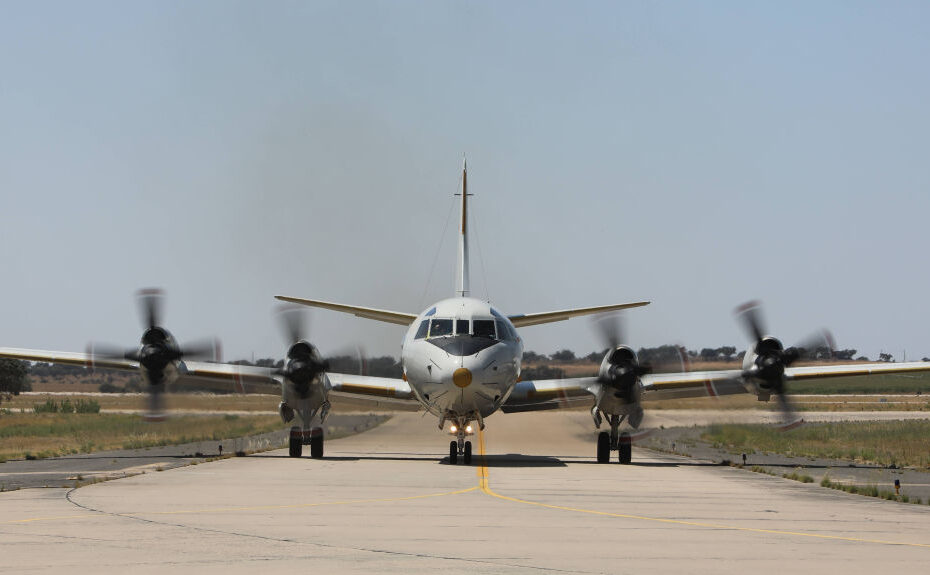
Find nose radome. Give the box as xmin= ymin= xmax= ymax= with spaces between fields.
xmin=453 ymin=367 xmax=472 ymax=388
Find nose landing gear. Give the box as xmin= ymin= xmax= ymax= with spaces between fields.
xmin=448 ymin=421 xmax=473 ymax=465
xmin=595 ymin=412 xmax=634 ymax=464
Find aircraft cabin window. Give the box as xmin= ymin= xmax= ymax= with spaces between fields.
xmin=473 ymin=319 xmax=497 ymax=339
xmin=429 ymin=318 xmax=453 ymax=338
xmin=456 ymin=319 xmax=469 ymax=335
xmin=414 ymin=320 xmax=429 ymax=339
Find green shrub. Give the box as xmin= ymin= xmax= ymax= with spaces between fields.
xmin=75 ymin=399 xmax=100 ymax=414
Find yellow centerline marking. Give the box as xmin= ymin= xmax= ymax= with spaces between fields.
xmin=475 ymin=428 xmax=930 ymax=549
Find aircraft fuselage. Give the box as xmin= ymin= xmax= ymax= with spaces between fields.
xmin=401 ymin=297 xmax=523 ymax=424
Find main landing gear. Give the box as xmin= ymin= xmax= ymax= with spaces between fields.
xmin=595 ymin=413 xmax=633 ymax=464
xmin=448 ymin=424 xmax=473 ymax=465
xmin=289 ymin=426 xmax=324 ymax=459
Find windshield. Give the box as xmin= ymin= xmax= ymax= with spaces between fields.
xmin=429 ymin=318 xmax=454 ymax=337
xmin=472 ymin=319 xmax=497 ymax=339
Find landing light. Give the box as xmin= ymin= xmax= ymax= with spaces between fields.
xmin=466 ymin=425 xmax=473 ymax=433
xmin=450 ymin=425 xmax=457 ymax=433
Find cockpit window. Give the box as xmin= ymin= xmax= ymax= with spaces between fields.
xmin=414 ymin=320 xmax=429 ymax=339
xmin=473 ymin=319 xmax=497 ymax=339
xmin=456 ymin=319 xmax=469 ymax=335
xmin=429 ymin=318 xmax=453 ymax=338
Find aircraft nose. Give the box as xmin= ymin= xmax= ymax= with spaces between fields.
xmin=453 ymin=367 xmax=473 ymax=388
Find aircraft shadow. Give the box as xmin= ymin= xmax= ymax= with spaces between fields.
xmin=472 ymin=454 xmax=566 ymax=468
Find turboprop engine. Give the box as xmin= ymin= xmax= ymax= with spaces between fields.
xmin=735 ymin=301 xmax=833 ymax=425
xmin=277 ymin=340 xmax=329 ymax=398
xmin=598 ymin=346 xmax=649 ymax=403
xmin=595 ymin=345 xmax=650 ymax=429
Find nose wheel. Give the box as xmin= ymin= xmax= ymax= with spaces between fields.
xmin=448 ymin=425 xmax=473 ymax=465
xmin=595 ymin=413 xmax=634 ymax=464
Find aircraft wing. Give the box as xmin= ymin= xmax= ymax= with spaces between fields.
xmin=0 ymin=347 xmax=137 ymax=371
xmin=503 ymin=361 xmax=930 ymax=413
xmin=501 ymin=377 xmax=600 ymax=412
xmin=274 ymin=296 xmax=417 ymax=326
xmin=508 ymin=301 xmax=650 ymax=328
xmin=325 ymin=372 xmax=418 ymax=404
xmin=640 ymin=370 xmax=747 ymax=400
xmin=502 ymin=370 xmax=749 ymax=413
xmin=785 ymin=361 xmax=930 ymax=380
xmin=0 ymin=347 xmax=281 ymax=386
xmin=642 ymin=361 xmax=930 ymax=400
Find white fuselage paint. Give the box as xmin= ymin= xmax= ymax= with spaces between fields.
xmin=400 ymin=297 xmax=523 ymax=423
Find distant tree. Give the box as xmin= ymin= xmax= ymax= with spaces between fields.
xmin=637 ymin=346 xmax=687 ymax=370
xmin=922 ymin=357 xmax=930 ymax=362
xmin=550 ymin=349 xmax=576 ymax=362
xmin=736 ymin=350 xmax=746 ymax=361
xmin=716 ymin=346 xmax=737 ymax=362
xmin=699 ymin=348 xmax=718 ymax=362
xmin=523 ymin=350 xmax=547 ymax=363
xmin=520 ymin=365 xmax=565 ymax=380
xmin=879 ymin=353 xmax=894 ymax=363
xmin=833 ymin=349 xmax=857 ymax=361
xmin=584 ymin=351 xmax=604 ymax=363
xmin=0 ymin=359 xmax=29 ymax=407
xmin=27 ymin=362 xmax=86 ymax=377
xmin=856 ymin=356 xmax=870 ymax=362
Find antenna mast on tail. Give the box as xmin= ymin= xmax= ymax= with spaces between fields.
xmin=455 ymin=157 xmax=471 ymax=297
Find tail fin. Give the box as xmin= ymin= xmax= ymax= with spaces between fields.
xmin=455 ymin=157 xmax=470 ymax=297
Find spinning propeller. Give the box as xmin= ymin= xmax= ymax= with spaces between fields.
xmin=273 ymin=306 xmax=330 ymax=398
xmin=734 ymin=301 xmax=834 ymax=428
xmin=592 ymin=314 xmax=652 ymax=403
xmin=90 ymin=289 xmax=219 ymax=420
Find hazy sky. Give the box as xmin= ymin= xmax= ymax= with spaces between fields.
xmin=2 ymin=1 xmax=929 ymax=364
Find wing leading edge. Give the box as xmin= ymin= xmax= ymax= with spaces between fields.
xmin=274 ymin=296 xmax=418 ymax=326
xmin=508 ymin=301 xmax=650 ymax=328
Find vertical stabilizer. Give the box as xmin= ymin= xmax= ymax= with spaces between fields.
xmin=455 ymin=157 xmax=470 ymax=297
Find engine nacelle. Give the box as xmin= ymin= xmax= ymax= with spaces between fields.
xmin=742 ymin=336 xmax=787 ymax=400
xmin=598 ymin=345 xmax=636 ymax=379
xmin=598 ymin=345 xmax=644 ymax=404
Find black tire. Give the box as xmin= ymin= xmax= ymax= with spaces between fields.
xmin=618 ymin=433 xmax=632 ymax=464
xmin=310 ymin=435 xmax=324 ymax=459
xmin=449 ymin=440 xmax=458 ymax=464
xmin=463 ymin=441 xmax=472 ymax=465
xmin=597 ymin=431 xmax=610 ymax=463
xmin=289 ymin=433 xmax=302 ymax=458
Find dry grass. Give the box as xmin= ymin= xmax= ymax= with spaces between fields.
xmin=0 ymin=412 xmax=284 ymax=462
xmin=702 ymin=420 xmax=930 ymax=468
xmin=6 ymin=392 xmax=281 ymax=412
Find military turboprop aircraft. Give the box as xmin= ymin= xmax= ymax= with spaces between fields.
xmin=5 ymin=160 xmax=930 ymax=464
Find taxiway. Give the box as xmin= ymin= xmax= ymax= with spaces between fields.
xmin=3 ymin=411 xmax=930 ymax=574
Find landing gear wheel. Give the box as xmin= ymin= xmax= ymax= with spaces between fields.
xmin=310 ymin=428 xmax=324 ymax=459
xmin=597 ymin=431 xmax=610 ymax=463
xmin=463 ymin=441 xmax=472 ymax=465
xmin=449 ymin=440 xmax=458 ymax=464
xmin=288 ymin=426 xmax=302 ymax=458
xmin=618 ymin=432 xmax=632 ymax=464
